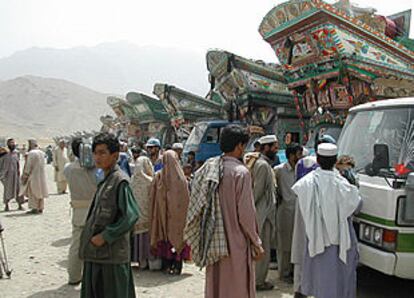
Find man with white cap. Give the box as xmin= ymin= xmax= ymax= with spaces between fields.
xmin=291 ymin=134 xmax=336 ymax=297
xmin=291 ymin=143 xmax=361 ymax=298
xmin=53 ymin=139 xmax=69 ymax=194
xmin=252 ymin=134 xmax=278 ymax=291
xmin=172 ymin=143 xmax=184 ymax=163
xmin=274 ymin=143 xmax=303 ymax=284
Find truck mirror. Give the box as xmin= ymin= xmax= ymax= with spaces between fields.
xmin=372 ymin=144 xmax=390 ymax=173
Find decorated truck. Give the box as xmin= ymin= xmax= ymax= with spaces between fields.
xmin=106 ymin=92 xmax=179 ymax=144
xmin=259 ymin=0 xmax=414 ymax=278
xmin=259 ymin=0 xmax=414 ymax=145
xmin=152 ymin=83 xmax=225 ymax=145
xmin=206 ymin=50 xmax=300 ymax=146
xmin=338 ymin=97 xmax=414 ymax=279
xmin=184 ymin=49 xmax=300 ymax=162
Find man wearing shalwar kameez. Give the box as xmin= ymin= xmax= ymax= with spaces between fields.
xmin=79 ymin=133 xmax=139 ymax=298
xmin=252 ymin=135 xmax=278 ymax=291
xmin=274 ymin=143 xmax=303 ymax=283
xmin=291 ymin=143 xmax=361 ymax=298
xmin=292 ymin=135 xmax=336 ymax=296
xmin=185 ymin=125 xmax=264 ymax=298
xmin=64 ymin=138 xmax=97 ymax=285
xmin=53 ymin=139 xmax=69 ymax=194
xmin=0 ymin=138 xmax=24 ymax=211
xmin=21 ymin=139 xmax=48 ymax=214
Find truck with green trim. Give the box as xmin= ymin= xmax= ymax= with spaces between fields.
xmin=338 ymin=97 xmax=414 ymax=279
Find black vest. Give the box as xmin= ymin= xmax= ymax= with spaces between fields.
xmin=79 ymin=165 xmax=131 ymax=264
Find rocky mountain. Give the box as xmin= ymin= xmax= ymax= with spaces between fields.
xmin=0 ymin=42 xmax=210 ymax=96
xmin=0 ymin=76 xmax=110 ymax=140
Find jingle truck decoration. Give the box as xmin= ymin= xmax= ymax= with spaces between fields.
xmin=259 ymin=0 xmax=414 ymax=144
xmin=259 ymin=0 xmax=414 ymax=279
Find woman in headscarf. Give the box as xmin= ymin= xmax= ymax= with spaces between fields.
xmin=149 ymin=150 xmax=191 ymax=275
xmin=130 ymin=156 xmax=154 ymax=269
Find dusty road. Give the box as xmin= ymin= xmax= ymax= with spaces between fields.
xmin=0 ymin=164 xmax=413 ymax=297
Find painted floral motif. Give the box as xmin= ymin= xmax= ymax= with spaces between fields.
xmin=292 ymin=40 xmax=314 ymax=62
xmin=244 ymin=72 xmax=290 ymax=94
xmin=346 ymin=39 xmax=369 ymax=54
xmin=274 ymin=41 xmax=289 ymax=65
xmin=312 ymin=28 xmax=340 ymax=56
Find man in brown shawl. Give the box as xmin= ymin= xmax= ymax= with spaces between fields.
xmin=149 ymin=150 xmax=190 ymax=275
xmin=186 ymin=125 xmax=264 ymax=298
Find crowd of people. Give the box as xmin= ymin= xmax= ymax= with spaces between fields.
xmin=0 ymin=126 xmax=361 ymax=298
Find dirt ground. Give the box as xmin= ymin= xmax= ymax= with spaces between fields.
xmin=0 ymin=164 xmax=413 ymax=298
xmin=0 ymin=165 xmax=294 ymax=298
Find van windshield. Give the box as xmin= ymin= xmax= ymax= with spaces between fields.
xmin=338 ymin=107 xmax=414 ymax=173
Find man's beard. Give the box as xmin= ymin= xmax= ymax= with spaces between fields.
xmin=264 ymin=150 xmax=276 ymax=161
xmin=7 ymin=145 xmax=16 ymax=151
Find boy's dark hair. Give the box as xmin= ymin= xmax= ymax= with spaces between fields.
xmin=286 ymin=143 xmax=303 ymax=159
xmin=317 ymin=155 xmax=337 ymax=170
xmin=71 ymin=137 xmax=82 ymax=158
xmin=188 ymin=151 xmax=196 ymax=157
xmin=92 ymin=133 xmax=120 ymax=154
xmin=164 ymin=144 xmax=172 ymax=150
xmin=220 ymin=125 xmax=249 ymax=153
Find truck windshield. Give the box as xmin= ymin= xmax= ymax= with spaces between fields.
xmin=185 ymin=122 xmax=208 ymax=148
xmin=338 ymin=107 xmax=414 ymax=173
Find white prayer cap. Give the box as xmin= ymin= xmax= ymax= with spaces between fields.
xmin=258 ymin=135 xmax=278 ymax=145
xmin=317 ymin=143 xmax=338 ymax=157
xmin=302 ymin=147 xmax=310 ymax=157
xmin=172 ymin=143 xmax=183 ymax=150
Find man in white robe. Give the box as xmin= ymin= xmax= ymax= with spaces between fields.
xmin=291 ymin=143 xmax=361 ymax=298
xmin=53 ymin=139 xmax=69 ymax=194
xmin=21 ymin=139 xmax=48 ymax=214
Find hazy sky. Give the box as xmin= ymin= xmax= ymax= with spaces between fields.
xmin=0 ymin=0 xmax=413 ymax=62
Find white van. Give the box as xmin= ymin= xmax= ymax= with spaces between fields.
xmin=338 ymin=98 xmax=414 ymax=279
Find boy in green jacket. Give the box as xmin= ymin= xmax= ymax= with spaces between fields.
xmin=80 ymin=133 xmax=139 ymax=298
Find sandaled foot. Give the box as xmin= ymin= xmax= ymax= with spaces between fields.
xmin=256 ymin=281 xmax=274 ymax=291
xmin=18 ymin=205 xmax=25 ymax=211
xmin=26 ymin=209 xmax=40 ymax=215
xmin=68 ymin=280 xmax=82 ymax=286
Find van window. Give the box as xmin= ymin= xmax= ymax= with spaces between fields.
xmin=205 ymin=127 xmax=220 ymax=143
xmin=338 ymin=107 xmax=414 ymax=172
